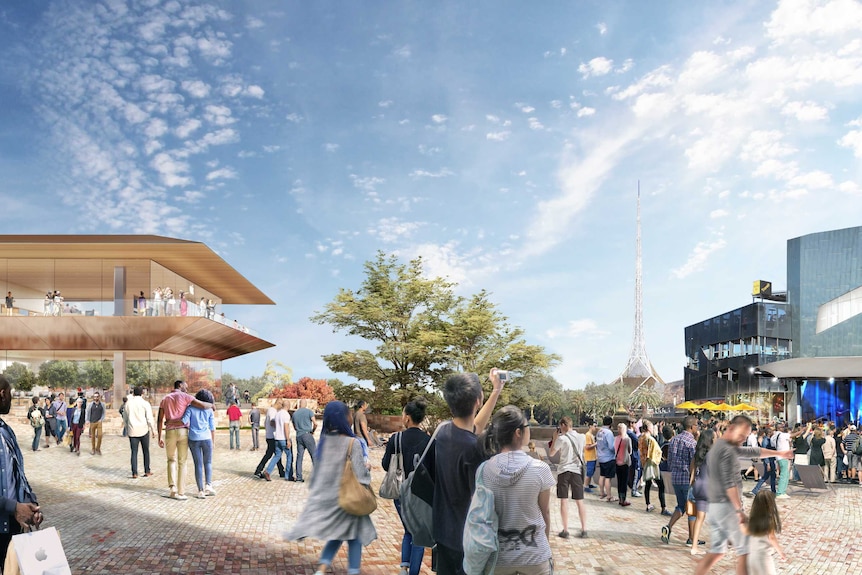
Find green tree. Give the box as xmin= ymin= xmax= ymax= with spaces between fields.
xmin=311 ymin=252 xmax=456 ymax=393
xmin=126 ymin=361 xmax=180 ymax=391
xmin=3 ymin=362 xmax=37 ymax=392
xmin=565 ymin=389 xmax=588 ymax=423
xmin=538 ymin=390 xmax=563 ymax=425
xmin=627 ymin=383 xmax=663 ymax=419
xmin=255 ymin=360 xmax=293 ymax=402
xmin=37 ymin=360 xmax=81 ymax=391
xmin=82 ymin=360 xmax=113 ymax=389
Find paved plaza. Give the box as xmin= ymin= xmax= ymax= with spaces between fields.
xmin=14 ymin=422 xmax=861 ymax=575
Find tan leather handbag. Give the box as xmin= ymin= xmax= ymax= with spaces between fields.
xmin=338 ymin=439 xmax=378 ymax=516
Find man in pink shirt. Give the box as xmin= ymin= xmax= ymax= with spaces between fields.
xmin=157 ymin=380 xmax=213 ymax=500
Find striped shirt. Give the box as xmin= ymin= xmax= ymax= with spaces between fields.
xmin=668 ymin=430 xmax=697 ymax=485
xmin=844 ymin=432 xmax=858 ymax=454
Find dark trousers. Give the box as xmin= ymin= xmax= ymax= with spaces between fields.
xmin=616 ymin=463 xmax=630 ymax=501
xmin=295 ymin=433 xmax=316 ymax=480
xmin=129 ymin=434 xmax=151 ymax=476
xmin=435 ymin=543 xmax=465 ymax=575
xmin=0 ymin=518 xmax=23 ymax=568
xmin=644 ymin=476 xmax=666 ymax=508
xmin=255 ymin=438 xmax=285 ymax=477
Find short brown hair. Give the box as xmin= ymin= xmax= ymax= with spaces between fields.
xmin=560 ymin=417 xmax=573 ymax=427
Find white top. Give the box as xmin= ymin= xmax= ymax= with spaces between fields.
xmin=123 ymin=395 xmax=154 ymax=438
xmin=264 ymin=407 xmax=278 ymax=439
xmin=273 ymin=409 xmax=292 ymax=441
xmin=557 ymin=430 xmax=586 ymax=475
xmin=773 ymin=431 xmax=791 ymax=459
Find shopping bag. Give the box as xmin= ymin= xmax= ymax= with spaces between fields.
xmin=4 ymin=527 xmax=71 ymax=575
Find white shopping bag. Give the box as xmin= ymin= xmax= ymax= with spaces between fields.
xmin=4 ymin=527 xmax=71 ymax=575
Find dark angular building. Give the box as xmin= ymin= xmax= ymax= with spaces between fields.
xmin=684 ymin=302 xmax=791 ymax=416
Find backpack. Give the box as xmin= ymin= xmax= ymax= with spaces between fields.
xmin=29 ymin=408 xmax=44 ymax=428
xmin=462 ymin=461 xmax=498 ymax=575
xmin=400 ymin=421 xmax=449 ymax=548
xmin=853 ymin=436 xmax=862 ymax=456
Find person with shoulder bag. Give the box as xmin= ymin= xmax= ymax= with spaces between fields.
xmin=381 ymin=399 xmax=430 ymax=575
xmin=27 ymin=397 xmax=45 ymax=452
xmin=286 ymin=401 xmax=377 ymax=575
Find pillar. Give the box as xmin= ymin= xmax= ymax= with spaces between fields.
xmin=113 ymin=352 xmax=126 ymax=409
xmin=113 ymin=266 xmax=126 ymax=317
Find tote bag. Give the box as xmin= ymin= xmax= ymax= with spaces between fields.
xmin=401 ymin=421 xmax=449 ymax=548
xmin=4 ymin=527 xmax=71 ymax=575
xmin=338 ymin=439 xmax=377 ymax=516
xmin=379 ymin=432 xmax=403 ymax=499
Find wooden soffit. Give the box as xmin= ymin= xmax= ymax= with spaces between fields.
xmin=0 ymin=235 xmax=274 ymax=305
xmin=0 ymin=317 xmax=274 ymax=361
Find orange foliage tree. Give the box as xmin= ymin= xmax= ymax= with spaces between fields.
xmin=269 ymin=377 xmax=336 ymax=406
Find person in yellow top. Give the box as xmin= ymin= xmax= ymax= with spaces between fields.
xmin=584 ymin=422 xmax=598 ymax=492
xmin=639 ymin=420 xmax=671 ymax=515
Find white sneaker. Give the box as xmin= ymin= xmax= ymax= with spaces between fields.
xmin=170 ymin=492 xmax=188 ymax=501
xmin=196 ymin=490 xmax=206 ymax=499
xmin=776 ymin=493 xmax=790 ymax=500
xmin=205 ymin=484 xmax=216 ymax=496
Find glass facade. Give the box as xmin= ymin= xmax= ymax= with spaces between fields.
xmin=788 ymin=226 xmax=862 ymax=358
xmin=684 ymin=302 xmax=791 ymax=407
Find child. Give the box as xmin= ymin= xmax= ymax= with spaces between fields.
xmin=746 ymin=490 xmax=787 ymax=575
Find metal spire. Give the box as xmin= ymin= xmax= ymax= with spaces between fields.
xmin=617 ymin=182 xmax=664 ymax=385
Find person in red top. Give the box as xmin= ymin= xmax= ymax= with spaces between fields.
xmin=157 ymin=380 xmax=213 ymax=500
xmin=227 ymin=403 xmax=242 ymax=450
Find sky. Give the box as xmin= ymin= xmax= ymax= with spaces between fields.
xmin=1 ymin=0 xmax=861 ymax=389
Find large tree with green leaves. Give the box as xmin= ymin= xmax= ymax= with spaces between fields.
xmin=628 ymin=383 xmax=663 ymax=419
xmin=312 ymin=251 xmax=560 ymax=401
xmin=3 ymin=363 xmax=37 ymax=392
xmin=311 ymin=252 xmax=457 ymax=394
xmin=37 ymin=360 xmax=81 ymax=390
xmin=82 ymin=360 xmax=113 ymax=389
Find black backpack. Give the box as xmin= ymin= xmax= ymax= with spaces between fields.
xmin=853 ymin=436 xmax=862 ymax=456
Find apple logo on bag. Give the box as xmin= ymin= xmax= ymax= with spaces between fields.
xmin=35 ymin=547 xmax=47 ymax=561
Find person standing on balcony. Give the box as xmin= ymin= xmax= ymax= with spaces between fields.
xmin=179 ymin=291 xmax=188 ymax=316
xmin=4 ymin=292 xmax=12 ymax=315
xmin=136 ymin=291 xmax=147 ymax=316
xmin=85 ymin=391 xmax=106 ymax=455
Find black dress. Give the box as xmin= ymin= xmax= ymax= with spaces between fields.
xmin=810 ymin=437 xmax=826 ymax=466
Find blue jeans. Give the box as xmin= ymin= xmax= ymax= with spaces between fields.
xmin=394 ymin=499 xmax=424 ymax=575
xmin=586 ymin=460 xmax=597 ymax=485
xmin=776 ymin=459 xmax=790 ymax=495
xmin=32 ymin=426 xmax=42 ymax=451
xmin=188 ymin=439 xmax=213 ymax=492
xmin=752 ymin=459 xmax=776 ymax=494
xmin=319 ymin=539 xmax=362 ymax=575
xmin=55 ymin=419 xmax=67 ymax=443
xmin=266 ymin=440 xmax=294 ymax=479
xmin=229 ymin=422 xmax=240 ymax=449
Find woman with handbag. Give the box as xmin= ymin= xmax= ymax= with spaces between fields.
xmin=639 ymin=420 xmax=670 ymax=516
xmin=286 ymin=401 xmax=377 ymax=575
xmin=613 ymin=423 xmax=632 ymax=507
xmin=381 ymin=399 xmax=430 ymax=575
xmin=689 ymin=429 xmax=715 ymax=555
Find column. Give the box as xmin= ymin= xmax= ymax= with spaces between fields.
xmin=113 ymin=352 xmax=126 ymax=411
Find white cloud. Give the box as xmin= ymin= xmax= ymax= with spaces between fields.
xmin=431 ymin=114 xmax=447 ymax=124
xmin=528 ymin=117 xmax=545 ymax=130
xmin=546 ymin=318 xmax=610 ymax=339
xmin=578 ymin=57 xmax=614 ymax=78
xmin=787 ymin=170 xmax=833 ymax=190
xmin=596 ymin=22 xmax=608 ymax=35
xmin=323 ymin=143 xmax=340 ymax=152
xmin=408 ymin=242 xmax=470 ymax=284
xmin=262 ymin=145 xmax=280 ymax=153
xmin=576 ymin=107 xmax=596 ymax=118
xmin=206 ymin=167 xmax=238 ymax=181
xmin=838 ymin=129 xmax=862 ymax=157
xmin=710 ymin=209 xmax=730 ymax=219
xmin=245 ymin=85 xmax=265 ymax=99
xmin=367 ymin=217 xmax=423 ymax=243
xmin=392 ymin=45 xmax=411 ymax=58
xmin=151 ymin=152 xmax=191 ymax=187
xmin=286 ymin=113 xmax=303 ymax=123
xmin=517 ymin=103 xmax=535 ymax=113
xmin=486 ymin=131 xmax=510 ymax=141
xmin=246 ymin=16 xmax=264 ymax=29
xmin=765 ymin=0 xmax=862 ymax=43
xmin=781 ymin=100 xmax=828 ymax=122
xmin=740 ymin=131 xmax=796 ymax=163
xmin=378 ymin=100 xmax=393 ymax=108
xmin=350 ymin=175 xmax=385 ymax=191
xmin=204 ymin=104 xmax=236 ymax=125
xmin=671 ymin=237 xmax=727 ymax=279
xmin=181 ymin=79 xmax=210 ymax=98
xmin=409 ymin=168 xmax=454 ymax=178
xmin=175 ymin=118 xmax=201 ymax=139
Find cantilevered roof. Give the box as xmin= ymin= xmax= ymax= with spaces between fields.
xmin=0 ymin=235 xmax=274 ymax=305
xmin=757 ymin=357 xmax=862 ymax=379
xmin=0 ymin=316 xmax=274 ymax=361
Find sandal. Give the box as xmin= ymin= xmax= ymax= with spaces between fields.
xmin=607 ymin=497 xmax=619 ymax=503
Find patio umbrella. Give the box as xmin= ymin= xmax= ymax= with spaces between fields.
xmin=711 ymin=403 xmax=734 ymax=412
xmin=699 ymin=401 xmax=721 ymax=411
xmin=675 ymin=401 xmax=700 ymax=409
xmin=731 ymin=403 xmax=759 ymax=411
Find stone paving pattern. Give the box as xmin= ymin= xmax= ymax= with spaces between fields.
xmin=13 ymin=422 xmax=861 ymax=574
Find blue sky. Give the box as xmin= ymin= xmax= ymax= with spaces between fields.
xmin=1 ymin=0 xmax=861 ymax=388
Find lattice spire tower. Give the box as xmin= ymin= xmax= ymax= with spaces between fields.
xmin=615 ymin=183 xmax=664 ymax=388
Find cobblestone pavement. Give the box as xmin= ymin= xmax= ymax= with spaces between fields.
xmin=15 ymin=423 xmax=861 ymax=575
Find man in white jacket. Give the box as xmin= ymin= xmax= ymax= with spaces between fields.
xmin=123 ymin=386 xmax=155 ymax=479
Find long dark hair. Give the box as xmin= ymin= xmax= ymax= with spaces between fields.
xmin=692 ymin=429 xmax=715 ymax=471
xmin=479 ymin=405 xmax=528 ymax=457
xmin=748 ymin=490 xmax=781 ymax=536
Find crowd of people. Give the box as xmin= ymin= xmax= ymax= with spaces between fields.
xmin=135 ymin=288 xmax=216 ymax=319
